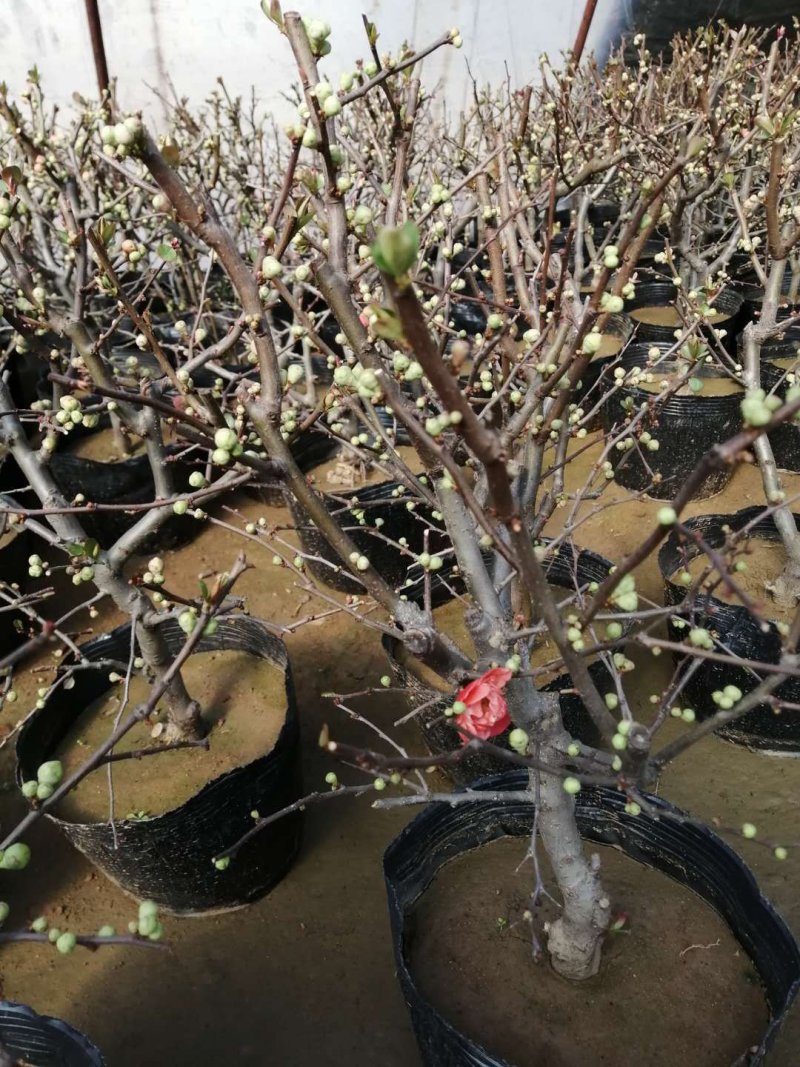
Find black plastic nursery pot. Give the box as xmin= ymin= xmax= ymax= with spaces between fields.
xmin=626 ymin=282 xmax=745 ymax=347
xmin=288 ymin=479 xmax=448 ymax=595
xmin=246 ymin=423 xmax=341 ymax=507
xmin=761 ymin=356 xmax=800 ymax=472
xmin=382 ymin=540 xmax=615 ymax=783
xmin=384 ymin=769 xmax=800 ymax=1067
xmin=0 ymin=1001 xmax=104 ymax=1066
xmin=602 ymin=342 xmax=743 ymax=500
xmin=0 ymin=523 xmax=31 ymax=658
xmin=46 ymin=447 xmax=195 ymax=551
xmin=16 ymin=617 xmax=302 ymax=914
xmin=659 ymin=506 xmax=800 ymax=751
xmin=572 ymin=311 xmax=633 ymax=416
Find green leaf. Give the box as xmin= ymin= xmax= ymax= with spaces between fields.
xmin=1 ymin=166 xmax=22 ymax=195
xmin=371 ymin=221 xmax=420 ymax=278
xmin=160 ymin=140 xmax=180 ymax=167
xmin=260 ymin=0 xmax=284 ymax=30
xmin=96 ymin=219 xmax=116 ymax=245
xmin=363 ymin=18 xmax=378 ymax=47
xmin=367 ymin=304 xmax=406 ymax=342
xmin=157 ymin=243 xmax=178 ymax=262
xmin=198 ymin=580 xmax=209 ymax=601
xmin=64 ymin=538 xmax=99 ymax=559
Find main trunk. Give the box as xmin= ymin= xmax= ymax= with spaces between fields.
xmin=511 ymin=685 xmax=611 ymax=979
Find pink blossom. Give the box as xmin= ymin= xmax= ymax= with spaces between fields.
xmin=454 ymin=667 xmax=513 ymax=742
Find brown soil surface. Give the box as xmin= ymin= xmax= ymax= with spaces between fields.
xmin=630 ymin=305 xmax=731 ymax=327
xmin=307 ymin=444 xmax=422 ymax=491
xmin=67 ymin=426 xmax=142 ymax=462
xmin=685 ymin=540 xmax=793 ymax=619
xmin=595 ymin=333 xmax=623 ymax=358
xmin=410 ymin=838 xmax=767 ymax=1067
xmin=633 ymin=372 xmax=743 ymax=396
xmin=53 ymin=650 xmax=286 ymax=823
xmin=769 ymin=357 xmax=800 ymax=372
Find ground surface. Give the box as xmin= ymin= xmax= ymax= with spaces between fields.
xmin=1 ymin=439 xmax=800 ymax=1064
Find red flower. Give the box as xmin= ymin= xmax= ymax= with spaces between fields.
xmin=454 ymin=667 xmax=513 ymax=743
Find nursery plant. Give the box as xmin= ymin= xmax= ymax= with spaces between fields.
xmin=1 ymin=5 xmax=800 ymax=1064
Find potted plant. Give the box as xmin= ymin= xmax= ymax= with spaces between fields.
xmin=3 ymin=8 xmax=800 ymax=1064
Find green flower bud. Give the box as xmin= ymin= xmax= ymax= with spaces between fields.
xmin=508 ymin=728 xmax=529 ymax=754
xmin=56 ymin=932 xmax=77 ymax=955
xmin=0 ymin=843 xmax=31 ymax=870
xmin=371 ymin=221 xmax=420 ymax=277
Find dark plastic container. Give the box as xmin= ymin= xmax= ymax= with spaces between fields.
xmin=627 ymin=282 xmax=745 ymax=346
xmin=288 ymin=480 xmax=448 ymax=594
xmin=762 ymin=357 xmax=800 ymax=472
xmin=0 ymin=1002 xmax=104 ymax=1066
xmin=0 ymin=525 xmax=31 ymax=659
xmin=602 ymin=343 xmax=743 ymax=499
xmin=246 ymin=424 xmax=340 ymax=507
xmin=573 ymin=312 xmax=634 ymax=416
xmin=45 ymin=448 xmax=194 ymax=551
xmin=659 ymin=506 xmax=800 ymax=751
xmin=382 ymin=539 xmax=615 ymax=781
xmin=384 ymin=770 xmax=800 ymax=1067
xmin=16 ymin=617 xmax=303 ymax=914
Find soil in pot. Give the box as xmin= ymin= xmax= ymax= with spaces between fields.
xmin=634 ymin=370 xmax=743 ymax=397
xmin=630 ymin=304 xmax=734 ymax=328
xmin=306 ymin=444 xmax=422 ymax=492
xmin=66 ymin=425 xmax=139 ymax=463
xmin=684 ymin=540 xmax=794 ymax=619
xmin=409 ymin=837 xmax=768 ymax=1067
xmin=53 ymin=648 xmax=286 ymax=823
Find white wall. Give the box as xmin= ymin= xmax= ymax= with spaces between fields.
xmin=1 ymin=0 xmax=622 ymax=126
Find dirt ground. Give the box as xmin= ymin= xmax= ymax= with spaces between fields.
xmin=2 ymin=437 xmax=800 ymax=1064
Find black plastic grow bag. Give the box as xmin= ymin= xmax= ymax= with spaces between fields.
xmin=573 ymin=312 xmax=633 ymax=416
xmin=0 ymin=1001 xmax=104 ymax=1066
xmin=382 ymin=539 xmax=615 ymax=782
xmin=627 ymin=282 xmax=745 ymax=346
xmin=288 ymin=478 xmax=448 ymax=594
xmin=45 ymin=446 xmax=195 ymax=551
xmin=762 ymin=357 xmax=800 ymax=472
xmin=659 ymin=506 xmax=800 ymax=750
xmin=0 ymin=525 xmax=31 ymax=659
xmin=602 ymin=343 xmax=743 ymax=499
xmin=384 ymin=770 xmax=800 ymax=1067
xmin=16 ymin=616 xmax=302 ymax=914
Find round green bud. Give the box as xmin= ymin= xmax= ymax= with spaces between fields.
xmin=56 ymin=932 xmax=77 ymax=955
xmin=21 ymin=781 xmax=38 ymax=799
xmin=37 ymin=760 xmax=63 ymax=787
xmin=657 ymin=507 xmax=677 ymax=526
xmin=562 ymin=777 xmax=582 ymax=795
xmin=214 ymin=427 xmax=237 ymax=451
xmin=0 ymin=843 xmax=31 ymax=870
xmin=188 ymin=471 xmax=206 ymax=489
xmin=508 ymin=728 xmax=529 ymax=754
xmin=31 ymin=916 xmax=48 ymax=933
xmin=742 ymin=822 xmax=757 ymax=839
xmin=97 ymin=925 xmax=116 ymax=937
